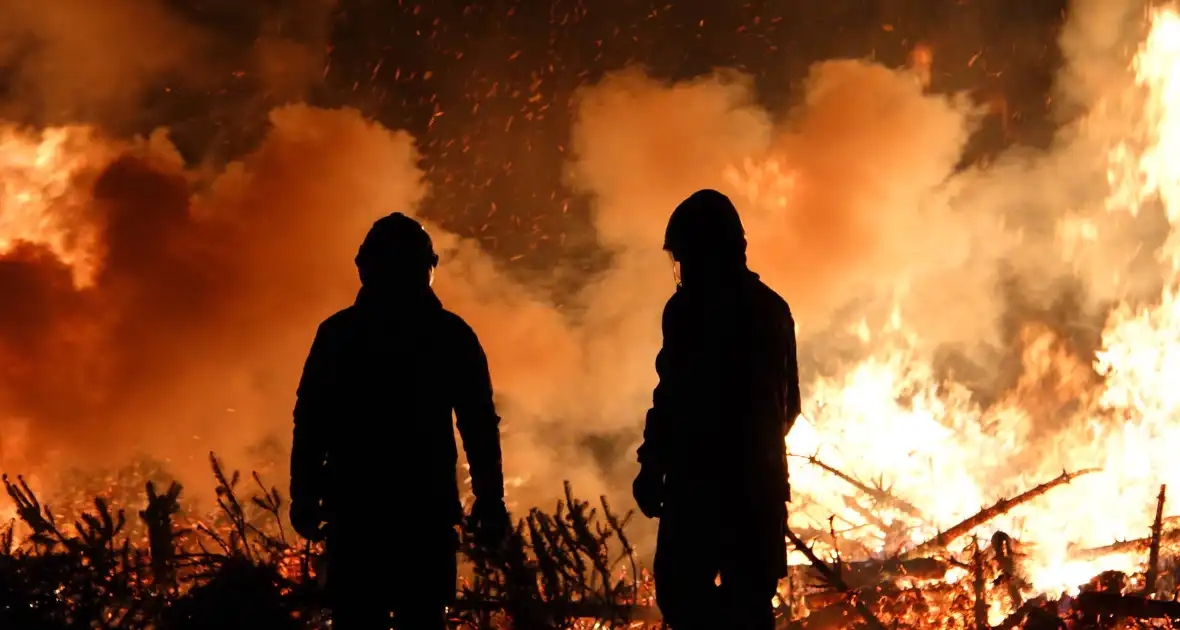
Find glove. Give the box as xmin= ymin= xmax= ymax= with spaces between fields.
xmin=289 ymin=500 xmax=325 ymax=542
xmin=633 ymin=467 xmax=665 ymax=519
xmin=472 ymin=498 xmax=511 ymax=549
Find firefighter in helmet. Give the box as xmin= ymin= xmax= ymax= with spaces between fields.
xmin=634 ymin=189 xmax=801 ymax=630
xmin=289 ymin=212 xmax=509 ymax=629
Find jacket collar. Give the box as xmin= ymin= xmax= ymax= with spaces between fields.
xmin=354 ymin=283 xmax=443 ymax=312
xmin=678 ymin=266 xmax=759 ymax=293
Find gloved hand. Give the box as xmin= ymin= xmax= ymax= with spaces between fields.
xmin=472 ymin=498 xmax=511 ymax=549
xmin=289 ymin=500 xmax=325 ymax=542
xmin=633 ymin=467 xmax=665 ymax=518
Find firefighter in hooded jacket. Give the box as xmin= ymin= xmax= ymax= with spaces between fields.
xmin=289 ymin=212 xmax=509 ymax=630
xmin=634 ymin=189 xmax=802 ymax=630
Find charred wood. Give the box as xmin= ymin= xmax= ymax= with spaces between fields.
xmin=1144 ymin=484 xmax=1166 ymax=596
xmin=794 ymin=583 xmax=959 ymax=630
xmin=793 ymin=597 xmax=875 ymax=630
xmin=991 ymin=597 xmax=1043 ymax=630
xmin=785 ymin=526 xmax=889 ymax=630
xmin=791 ymin=584 xmax=894 ymax=630
xmin=1022 ymin=604 xmax=1067 ymax=630
xmin=972 ymin=539 xmax=987 ymax=630
xmin=1075 ymin=590 xmax=1180 ymax=620
xmin=790 ymin=557 xmax=948 ymax=590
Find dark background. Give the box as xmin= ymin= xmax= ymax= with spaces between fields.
xmin=64 ymin=0 xmax=1071 ymax=274
xmin=329 ymin=0 xmax=1067 ymax=272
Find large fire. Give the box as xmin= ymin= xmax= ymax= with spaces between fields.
xmin=728 ymin=0 xmax=1180 ymax=610
xmin=5 ymin=1 xmax=1180 ymax=627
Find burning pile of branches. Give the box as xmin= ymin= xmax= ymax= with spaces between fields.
xmin=0 ymin=454 xmax=649 ymax=629
xmin=782 ymin=457 xmax=1180 ymax=630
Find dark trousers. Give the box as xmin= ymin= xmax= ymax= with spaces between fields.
xmin=653 ymin=498 xmax=785 ymax=630
xmin=327 ymin=523 xmax=459 ymax=629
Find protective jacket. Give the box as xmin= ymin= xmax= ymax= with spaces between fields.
xmin=638 ymin=268 xmax=800 ymax=630
xmin=290 ymin=284 xmax=505 ymax=529
xmin=638 ymin=269 xmax=800 ymax=513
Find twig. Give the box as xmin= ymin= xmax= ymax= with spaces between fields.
xmin=791 ymin=453 xmax=924 ymax=518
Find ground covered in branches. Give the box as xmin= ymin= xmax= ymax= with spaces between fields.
xmin=0 ymin=454 xmax=654 ymax=629
xmin=6 ymin=455 xmax=1178 ymax=630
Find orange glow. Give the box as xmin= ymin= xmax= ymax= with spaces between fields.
xmin=717 ymin=5 xmax=1180 ymax=609
xmin=0 ymin=124 xmax=112 ymax=287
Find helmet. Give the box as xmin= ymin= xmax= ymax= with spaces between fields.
xmin=354 ymin=212 xmax=439 ymax=282
xmin=663 ymin=189 xmax=746 ymax=262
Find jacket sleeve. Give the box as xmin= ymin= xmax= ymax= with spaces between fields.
xmin=779 ymin=304 xmax=801 ymax=503
xmin=453 ymin=322 xmax=505 ymax=505
xmin=290 ymin=321 xmax=338 ymax=508
xmin=782 ymin=307 xmax=802 ymax=431
xmin=636 ymin=297 xmax=685 ymax=475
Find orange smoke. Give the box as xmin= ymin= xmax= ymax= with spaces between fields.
xmin=0 ymin=105 xmax=424 ymax=480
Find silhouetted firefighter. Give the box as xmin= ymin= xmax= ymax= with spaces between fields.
xmin=289 ymin=213 xmax=509 ymax=630
xmin=633 ymin=190 xmax=801 ymax=630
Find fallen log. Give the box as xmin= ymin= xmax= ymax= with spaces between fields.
xmin=903 ymin=468 xmax=1100 ymax=558
xmin=790 ymin=557 xmax=948 ymax=590
xmin=1075 ymin=590 xmax=1180 ymax=620
xmin=795 ymin=582 xmax=958 ymax=630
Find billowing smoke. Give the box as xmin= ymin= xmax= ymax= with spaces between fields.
xmin=1056 ymin=0 xmax=1148 ymax=113
xmin=0 ymin=0 xmax=1170 ymax=532
xmin=0 ymin=106 xmax=425 ymax=487
xmin=0 ymin=0 xmax=202 ymax=123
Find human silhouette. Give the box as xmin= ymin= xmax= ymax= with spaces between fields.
xmin=289 ymin=212 xmax=509 ymax=630
xmin=633 ymin=190 xmax=801 ymax=630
